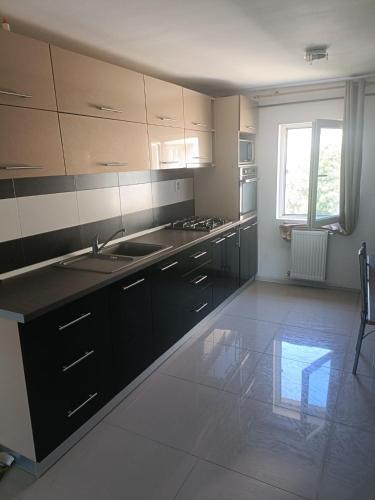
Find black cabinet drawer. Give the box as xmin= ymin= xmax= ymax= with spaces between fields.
xmin=184 ymin=285 xmax=213 ymax=331
xmin=19 ymin=288 xmax=113 ymax=461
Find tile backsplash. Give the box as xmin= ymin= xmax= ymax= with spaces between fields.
xmin=0 ymin=169 xmax=195 ymax=276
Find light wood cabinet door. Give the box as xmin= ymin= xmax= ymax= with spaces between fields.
xmin=60 ymin=114 xmax=149 ymax=175
xmin=144 ymin=76 xmax=184 ymax=128
xmin=239 ymin=95 xmax=257 ymax=133
xmin=148 ymin=125 xmax=186 ymax=169
xmin=0 ymin=106 xmax=65 ymax=179
xmin=185 ymin=130 xmax=213 ymax=167
xmin=183 ymin=89 xmax=213 ymax=132
xmin=51 ymin=46 xmax=146 ymax=123
xmin=0 ymin=31 xmax=56 ymax=111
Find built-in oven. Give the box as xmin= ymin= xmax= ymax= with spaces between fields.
xmin=239 ymin=135 xmax=255 ymax=165
xmin=239 ymin=166 xmax=257 ymax=218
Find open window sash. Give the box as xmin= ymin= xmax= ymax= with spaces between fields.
xmin=308 ymin=119 xmax=343 ymax=228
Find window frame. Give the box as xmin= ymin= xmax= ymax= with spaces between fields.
xmin=277 ymin=120 xmax=343 ymax=227
xmin=277 ymin=122 xmax=312 ymax=223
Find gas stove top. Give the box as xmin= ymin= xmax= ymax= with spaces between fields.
xmin=167 ymin=216 xmax=231 ymax=232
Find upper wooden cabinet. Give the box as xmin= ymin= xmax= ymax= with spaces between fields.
xmin=60 ymin=115 xmax=150 ymax=175
xmin=144 ymin=76 xmax=184 ymax=128
xmin=0 ymin=31 xmax=56 ymax=111
xmin=51 ymin=46 xmax=146 ymax=123
xmin=0 ymin=106 xmax=65 ymax=179
xmin=183 ymin=89 xmax=213 ymax=132
xmin=185 ymin=130 xmax=213 ymax=167
xmin=148 ymin=125 xmax=186 ymax=169
xmin=239 ymin=95 xmax=257 ymax=133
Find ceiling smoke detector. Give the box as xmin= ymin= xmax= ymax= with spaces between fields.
xmin=304 ymin=47 xmax=328 ymax=64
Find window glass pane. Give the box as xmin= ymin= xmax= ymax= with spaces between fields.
xmin=316 ymin=128 xmax=342 ymax=220
xmin=284 ymin=127 xmax=311 ymax=216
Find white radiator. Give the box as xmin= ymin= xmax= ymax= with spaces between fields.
xmin=290 ymin=229 xmax=328 ymax=282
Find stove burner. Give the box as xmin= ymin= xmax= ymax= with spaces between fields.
xmin=167 ymin=216 xmax=231 ymax=232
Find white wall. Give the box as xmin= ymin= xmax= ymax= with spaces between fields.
xmin=257 ymin=94 xmax=375 ymax=290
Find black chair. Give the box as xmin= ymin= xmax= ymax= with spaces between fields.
xmin=353 ymin=242 xmax=375 ymax=374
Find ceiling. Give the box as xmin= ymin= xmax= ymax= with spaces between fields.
xmin=1 ymin=0 xmax=375 ymax=95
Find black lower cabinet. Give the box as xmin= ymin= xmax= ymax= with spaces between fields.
xmin=150 ymin=253 xmax=188 ymax=355
xmin=109 ymin=272 xmax=154 ymax=395
xmin=224 ymin=229 xmax=240 ymax=296
xmin=210 ymin=234 xmax=228 ymax=307
xmin=19 ymin=289 xmax=113 ymax=461
xmin=239 ymin=220 xmax=258 ymax=284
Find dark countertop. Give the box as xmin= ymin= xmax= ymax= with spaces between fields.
xmin=0 ymin=217 xmax=256 ymax=323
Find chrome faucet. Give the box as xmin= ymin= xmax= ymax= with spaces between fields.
xmin=92 ymin=228 xmax=126 ymax=255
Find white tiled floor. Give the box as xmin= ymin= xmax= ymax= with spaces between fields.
xmin=3 ymin=281 xmax=375 ymax=500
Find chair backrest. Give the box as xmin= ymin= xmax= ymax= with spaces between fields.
xmin=359 ymin=242 xmax=368 ymax=318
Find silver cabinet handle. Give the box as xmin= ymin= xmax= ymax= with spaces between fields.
xmin=97 ymin=106 xmax=123 ymax=113
xmin=157 ymin=116 xmax=177 ymax=122
xmin=0 ymin=89 xmax=32 ymax=98
xmin=252 ymin=222 xmax=258 ymax=226
xmin=240 ymin=178 xmax=257 ymax=184
xmin=160 ymin=161 xmax=179 ymax=164
xmin=213 ymin=237 xmax=226 ymax=245
xmin=192 ymin=122 xmax=208 ymax=127
xmin=102 ymin=162 xmax=128 ymax=167
xmin=58 ymin=312 xmax=91 ymax=331
xmin=192 ymin=250 xmax=207 ymax=259
xmin=67 ymin=392 xmax=98 ymax=418
xmin=161 ymin=261 xmax=179 ymax=271
xmin=123 ymin=278 xmax=145 ymax=291
xmin=194 ymin=302 xmax=208 ymax=313
xmin=226 ymin=232 xmax=237 ymax=239
xmin=242 ymin=225 xmax=251 ymax=231
xmin=0 ymin=165 xmax=43 ymax=171
xmin=193 ymin=275 xmax=208 ymax=285
xmin=192 ymin=156 xmax=209 ymax=159
xmin=62 ymin=350 xmax=95 ymax=373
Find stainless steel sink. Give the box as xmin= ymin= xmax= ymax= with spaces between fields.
xmin=56 ymin=241 xmax=172 ymax=274
xmin=55 ymin=254 xmax=134 ymax=274
xmin=101 ymin=241 xmax=171 ymax=257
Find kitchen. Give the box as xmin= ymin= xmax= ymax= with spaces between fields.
xmin=0 ymin=2 xmax=374 ymax=499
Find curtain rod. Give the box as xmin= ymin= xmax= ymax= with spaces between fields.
xmin=257 ymin=92 xmax=375 ymax=108
xmin=253 ymin=80 xmax=375 ymax=100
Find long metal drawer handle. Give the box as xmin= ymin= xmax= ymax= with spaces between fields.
xmin=193 ymin=275 xmax=208 ymax=285
xmin=192 ymin=156 xmax=208 ymax=159
xmin=67 ymin=392 xmax=98 ymax=418
xmin=157 ymin=116 xmax=177 ymax=121
xmin=213 ymin=237 xmax=226 ymax=245
xmin=252 ymin=222 xmax=258 ymax=226
xmin=192 ymin=251 xmax=207 ymax=259
xmin=123 ymin=278 xmax=145 ymax=291
xmin=160 ymin=161 xmax=179 ymax=164
xmin=192 ymin=122 xmax=208 ymax=127
xmin=103 ymin=162 xmax=129 ymax=167
xmin=242 ymin=225 xmax=251 ymax=231
xmin=226 ymin=232 xmax=237 ymax=238
xmin=62 ymin=350 xmax=95 ymax=373
xmin=161 ymin=261 xmax=179 ymax=271
xmin=58 ymin=312 xmax=92 ymax=331
xmin=0 ymin=165 xmax=43 ymax=171
xmin=240 ymin=178 xmax=257 ymax=184
xmin=97 ymin=106 xmax=123 ymax=113
xmin=0 ymin=89 xmax=32 ymax=98
xmin=194 ymin=302 xmax=208 ymax=313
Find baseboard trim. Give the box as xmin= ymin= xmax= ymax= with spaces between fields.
xmin=256 ymin=275 xmax=359 ymax=294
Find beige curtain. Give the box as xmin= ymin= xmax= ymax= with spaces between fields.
xmin=339 ymin=79 xmax=366 ymax=235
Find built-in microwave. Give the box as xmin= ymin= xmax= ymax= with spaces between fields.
xmin=239 ymin=166 xmax=257 ymax=218
xmin=239 ymin=136 xmax=255 ymax=165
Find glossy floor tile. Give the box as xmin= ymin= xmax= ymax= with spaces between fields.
xmin=317 ymin=423 xmax=375 ymax=500
xmin=105 ymin=372 xmax=238 ymax=456
xmin=267 ymin=324 xmax=350 ymax=370
xmin=233 ymin=352 xmax=343 ymax=420
xmin=203 ymin=397 xmax=330 ymax=499
xmin=175 ymin=460 xmax=305 ymax=500
xmin=159 ymin=338 xmax=261 ymax=390
xmin=196 ymin=314 xmax=279 ymax=353
xmin=333 ymin=371 xmax=375 ymax=432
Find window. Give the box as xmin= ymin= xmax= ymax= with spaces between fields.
xmin=277 ymin=120 xmax=343 ymax=226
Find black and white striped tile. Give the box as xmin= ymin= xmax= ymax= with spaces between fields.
xmin=0 ymin=169 xmax=195 ymax=276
